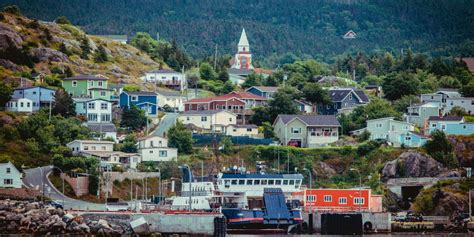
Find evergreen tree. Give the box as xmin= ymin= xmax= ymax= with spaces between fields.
xmin=199 ymin=62 xmax=216 ymax=80
xmin=302 ymin=83 xmax=331 ymax=105
xmin=218 ymin=69 xmax=229 ymax=82
xmin=94 ymin=45 xmax=109 ymax=63
xmin=2 ymin=5 xmax=21 ymax=15
xmin=221 ymin=80 xmax=235 ymax=94
xmin=80 ymin=35 xmax=91 ymax=59
xmin=461 ymin=80 xmax=474 ymax=97
xmin=52 ymin=89 xmax=76 ymax=117
xmin=55 ymin=16 xmax=71 ymax=25
xmin=0 ymin=81 xmax=12 ymax=109
xmin=120 ymin=106 xmax=147 ymax=131
xmin=168 ymin=121 xmax=193 ymax=154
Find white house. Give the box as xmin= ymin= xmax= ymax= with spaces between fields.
xmin=0 ymin=162 xmax=22 ymax=188
xmin=445 ymin=97 xmax=474 ymax=115
xmin=6 ymin=98 xmax=33 ymax=113
xmin=156 ymin=89 xmax=184 ymax=111
xmin=137 ymin=135 xmax=178 ymax=162
xmin=67 ymin=140 xmax=115 ymax=155
xmin=83 ymin=151 xmax=140 ymax=171
xmin=86 ymin=123 xmax=117 ymax=142
xmin=225 ymin=124 xmax=259 ymax=137
xmin=74 ymin=98 xmax=113 ymax=123
xmin=179 ymin=110 xmax=237 ymax=132
xmin=144 ymin=69 xmax=185 ymax=91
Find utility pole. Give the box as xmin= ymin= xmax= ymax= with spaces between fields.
xmin=213 ymin=44 xmax=218 ymax=70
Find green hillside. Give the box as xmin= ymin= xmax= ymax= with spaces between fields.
xmin=2 ymin=0 xmax=474 ymax=65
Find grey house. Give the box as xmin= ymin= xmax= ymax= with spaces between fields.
xmin=318 ymin=88 xmax=369 ymax=115
xmin=273 ymin=114 xmax=341 ymax=147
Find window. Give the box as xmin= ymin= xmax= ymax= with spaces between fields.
xmin=225 ymin=180 xmax=230 ymax=188
xmin=149 ymin=150 xmax=153 ymax=153
xmin=88 ymin=103 xmax=95 ymax=109
xmin=201 ymin=116 xmax=207 ymax=122
xmin=91 ymin=146 xmax=96 ymax=151
xmin=159 ymin=150 xmax=168 ymax=157
xmin=275 ymin=180 xmax=282 ymax=185
xmin=307 ymin=195 xmax=316 ymax=202
xmin=6 ymin=168 xmax=10 ymax=173
xmin=150 ymin=141 xmax=154 ymax=147
xmin=72 ymin=81 xmax=77 ymax=87
xmin=283 ymin=180 xmax=289 ymax=185
xmin=268 ymin=180 xmax=274 ymax=185
xmin=246 ymin=180 xmax=253 ymax=185
xmin=339 ymin=197 xmax=347 ymax=204
xmin=98 ymin=81 xmax=103 ymax=87
xmin=100 ymin=91 xmax=106 ymax=96
xmin=261 ymin=180 xmax=268 ymax=185
xmin=101 ymin=103 xmax=108 ymax=110
xmin=88 ymin=113 xmax=98 ymax=121
xmin=291 ymin=127 xmax=301 ymax=134
xmin=376 ymin=123 xmax=382 ymax=128
xmin=333 ymin=103 xmax=337 ymax=109
xmin=229 ymin=117 xmax=233 ymax=122
xmin=33 ymin=91 xmax=37 ymax=95
xmin=131 ymin=96 xmax=138 ymax=101
xmin=324 ymin=195 xmax=332 ymax=202
xmin=231 ymin=180 xmax=238 ymax=185
xmin=354 ymin=197 xmax=365 ymax=205
xmin=326 ymin=104 xmax=330 ymax=109
xmin=26 ymin=102 xmax=30 ymax=107
xmin=349 ymin=93 xmax=353 ymax=100
xmin=405 ymin=136 xmax=412 ymax=141
xmin=101 ymin=146 xmax=106 ymax=151
xmin=289 ymin=180 xmax=295 ymax=185
xmin=101 ymin=114 xmax=111 ymax=122
xmin=238 ymin=180 xmax=245 ymax=185
xmin=20 ymin=102 xmax=24 ymax=107
xmin=84 ymin=146 xmax=89 ymax=150
xmin=186 ymin=117 xmax=190 ymax=121
xmin=247 ymin=128 xmax=252 ymax=132
xmin=432 ymin=123 xmax=437 ymax=128
xmin=4 ymin=179 xmax=13 ymax=185
xmin=441 ymin=124 xmax=446 ymax=130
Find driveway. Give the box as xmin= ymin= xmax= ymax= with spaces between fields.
xmin=153 ymin=112 xmax=179 ymax=137
xmin=23 ymin=166 xmax=106 ymax=210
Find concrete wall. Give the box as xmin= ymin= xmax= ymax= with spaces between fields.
xmin=62 ymin=174 xmax=89 ymax=196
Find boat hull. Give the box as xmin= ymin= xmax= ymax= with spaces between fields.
xmin=222 ymin=208 xmax=303 ymax=229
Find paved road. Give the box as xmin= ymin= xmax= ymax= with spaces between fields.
xmin=153 ymin=112 xmax=179 ymax=137
xmin=23 ymin=166 xmax=106 ymax=210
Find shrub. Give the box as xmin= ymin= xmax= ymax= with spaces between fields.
xmin=356 ymin=140 xmax=383 ymax=156
xmin=55 ymin=16 xmax=72 ymax=25
xmin=2 ymin=5 xmax=21 ymax=16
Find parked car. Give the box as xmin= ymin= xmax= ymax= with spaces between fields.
xmin=47 ymin=200 xmax=63 ymax=209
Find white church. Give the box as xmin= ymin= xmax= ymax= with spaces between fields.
xmin=230 ymin=28 xmax=254 ymax=70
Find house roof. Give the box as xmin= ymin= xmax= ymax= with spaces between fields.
xmin=86 ymin=123 xmax=117 ymax=133
xmin=460 ymin=58 xmax=474 ymax=74
xmin=276 ymin=114 xmax=340 ymax=127
xmin=148 ymin=69 xmax=181 ymax=74
xmin=156 ymin=89 xmax=182 ymax=97
xmin=63 ymin=74 xmax=108 ymax=81
xmin=73 ymin=98 xmax=111 ymax=103
xmin=228 ymin=68 xmax=252 ymax=76
xmin=428 ymin=116 xmax=463 ymax=122
xmin=228 ymin=124 xmax=258 ymax=128
xmin=67 ymin=139 xmax=115 ymax=145
xmin=186 ymin=91 xmax=265 ymax=104
xmin=181 ymin=110 xmax=235 ymax=116
xmin=228 ymin=91 xmax=267 ymax=100
xmin=137 ymin=135 xmax=167 ymax=141
xmin=81 ymin=151 xmax=137 ymax=158
xmin=329 ymin=88 xmax=369 ymax=103
xmin=88 ymin=87 xmax=113 ymax=91
xmin=247 ymin=86 xmax=279 ymax=93
xmin=253 ymin=68 xmax=273 ymax=75
xmin=123 ymin=91 xmax=157 ymax=96
xmin=13 ymin=86 xmax=56 ymax=91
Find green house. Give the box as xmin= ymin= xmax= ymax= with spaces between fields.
xmin=62 ymin=74 xmax=111 ymax=100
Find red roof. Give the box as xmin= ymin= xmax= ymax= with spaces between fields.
xmin=253 ymin=68 xmax=274 ymax=75
xmin=185 ymin=91 xmax=266 ymax=104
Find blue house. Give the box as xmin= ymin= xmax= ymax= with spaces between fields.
xmin=119 ymin=91 xmax=158 ymax=116
xmin=399 ymin=132 xmax=428 ymax=147
xmin=318 ymin=88 xmax=369 ymax=115
xmin=11 ymin=86 xmax=56 ymax=112
xmin=245 ymin=86 xmax=279 ymax=99
xmin=428 ymin=116 xmax=474 ymax=135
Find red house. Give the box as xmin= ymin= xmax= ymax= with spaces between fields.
xmin=297 ymin=189 xmax=382 ymax=213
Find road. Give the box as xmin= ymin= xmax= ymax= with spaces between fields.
xmin=23 ymin=166 xmax=106 ymax=210
xmin=153 ymin=112 xmax=179 ymax=137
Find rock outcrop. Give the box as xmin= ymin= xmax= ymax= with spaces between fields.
xmin=382 ymin=151 xmax=445 ymax=180
xmin=449 ymin=136 xmax=474 ymax=167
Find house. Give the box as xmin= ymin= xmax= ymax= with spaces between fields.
xmin=6 ymin=98 xmax=33 ymax=113
xmin=86 ymin=123 xmax=117 ymax=141
xmin=302 ymin=189 xmax=382 ymax=213
xmin=246 ymin=86 xmax=279 ymax=99
xmin=67 ymin=140 xmax=115 ymax=156
xmin=294 ymin=100 xmax=315 ymax=114
xmin=0 ymin=162 xmax=22 ymax=188
xmin=420 ymin=89 xmax=461 ymax=105
xmin=62 ymin=74 xmax=111 ymax=100
xmin=156 ymin=89 xmax=184 ymax=111
xmin=179 ymin=110 xmax=237 ymax=132
xmin=137 ymin=135 xmax=178 ymax=162
xmin=86 ymin=151 xmax=140 ymax=171
xmin=406 ymin=102 xmax=441 ymax=127
xmin=428 ymin=116 xmax=474 ymax=136
xmin=144 ymin=69 xmax=185 ymax=91
xmin=119 ymin=91 xmax=158 ymax=116
xmin=445 ymin=97 xmax=474 ymax=115
xmin=73 ymin=98 xmax=113 ymax=123
xmin=318 ymin=88 xmax=369 ymax=115
xmin=184 ymin=91 xmax=266 ymax=124
xmin=109 ymin=84 xmax=125 ymax=102
xmin=10 ymin=86 xmax=56 ymax=112
xmin=225 ymin=124 xmax=259 ymax=137
xmin=273 ymin=114 xmax=341 ymax=147
xmin=366 ymin=117 xmax=426 ymax=147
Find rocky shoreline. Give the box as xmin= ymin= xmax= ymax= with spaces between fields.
xmin=0 ymin=200 xmax=130 ymax=235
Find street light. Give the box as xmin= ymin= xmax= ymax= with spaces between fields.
xmin=303 ymin=168 xmax=312 ymax=213
xmin=178 ymin=164 xmax=192 ymax=211
xmin=350 ymin=168 xmax=362 ymax=213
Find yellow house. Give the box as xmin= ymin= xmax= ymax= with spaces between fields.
xmin=225 ymin=124 xmax=260 ymax=137
xmin=179 ymin=110 xmax=237 ymax=132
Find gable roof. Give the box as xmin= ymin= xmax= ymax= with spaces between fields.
xmin=14 ymin=86 xmax=56 ymax=92
xmin=0 ymin=162 xmax=20 ymax=174
xmin=67 ymin=140 xmax=115 ymax=146
xmin=156 ymin=89 xmax=182 ymax=97
xmin=329 ymin=88 xmax=369 ymax=103
xmin=247 ymin=86 xmax=279 ymax=93
xmin=228 ymin=91 xmax=267 ymax=100
xmin=123 ymin=91 xmax=157 ymax=96
xmin=428 ymin=116 xmax=463 ymax=122
xmin=228 ymin=68 xmax=252 ymax=76
xmin=181 ymin=109 xmax=236 ymax=116
xmin=276 ymin=114 xmax=340 ymax=127
xmin=137 ymin=135 xmax=168 ymax=141
xmin=64 ymin=74 xmax=108 ymax=81
xmin=148 ymin=69 xmax=181 ymax=74
xmin=185 ymin=93 xmax=247 ymax=104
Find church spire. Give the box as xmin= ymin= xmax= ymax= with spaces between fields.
xmin=238 ymin=28 xmax=249 ymax=47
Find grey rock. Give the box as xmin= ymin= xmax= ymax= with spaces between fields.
xmin=0 ymin=22 xmax=24 ymax=51
xmin=0 ymin=59 xmax=20 ymax=71
xmin=31 ymin=47 xmax=69 ymax=62
xmin=382 ymin=151 xmax=445 ymax=180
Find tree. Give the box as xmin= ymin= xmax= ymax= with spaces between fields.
xmin=94 ymin=45 xmax=109 ymax=63
xmin=120 ymin=106 xmax=147 ymax=131
xmin=121 ymin=134 xmax=137 ymax=153
xmin=55 ymin=16 xmax=71 ymax=25
xmin=393 ymin=95 xmax=421 ymax=113
xmin=267 ymin=90 xmax=299 ymax=123
xmin=261 ymin=122 xmax=275 ymax=139
xmin=0 ymin=81 xmax=12 ymax=109
xmin=220 ymin=136 xmax=233 ymax=155
xmin=80 ymin=35 xmax=91 ymax=59
xmin=241 ymin=73 xmax=263 ymax=88
xmin=2 ymin=5 xmax=21 ymax=15
xmin=52 ymin=88 xmax=76 ymax=117
xmin=199 ymin=63 xmax=216 ymax=80
xmin=123 ymin=84 xmax=140 ymax=92
xmin=382 ymin=73 xmax=420 ymax=101
xmin=461 ymin=80 xmax=474 ymax=97
xmin=437 ymin=76 xmax=461 ymax=89
xmin=129 ymin=32 xmax=157 ymax=54
xmin=449 ymin=106 xmax=468 ymax=117
xmin=250 ymin=106 xmax=272 ymax=126
xmin=301 ymin=83 xmax=331 ymax=105
xmin=218 ymin=69 xmax=229 ymax=82
xmin=221 ymin=80 xmax=235 ymax=94
xmin=168 ymin=121 xmax=193 ymax=154
xmin=424 ymin=130 xmax=457 ymax=168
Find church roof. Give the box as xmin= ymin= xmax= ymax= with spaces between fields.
xmin=238 ymin=28 xmax=249 ymax=46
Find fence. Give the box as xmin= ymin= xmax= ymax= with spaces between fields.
xmin=192 ymin=134 xmax=274 ymax=145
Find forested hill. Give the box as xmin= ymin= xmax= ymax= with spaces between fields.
xmin=2 ymin=0 xmax=474 ymax=63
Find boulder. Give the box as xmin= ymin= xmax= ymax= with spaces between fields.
xmin=0 ymin=22 xmax=24 ymax=51
xmin=382 ymin=151 xmax=445 ymax=180
xmin=314 ymin=161 xmax=337 ymax=179
xmin=30 ymin=47 xmax=69 ymax=62
xmin=0 ymin=59 xmax=20 ymax=71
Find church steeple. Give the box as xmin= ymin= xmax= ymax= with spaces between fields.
xmin=238 ymin=28 xmax=249 ymax=53
xmin=231 ymin=28 xmax=253 ymax=70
